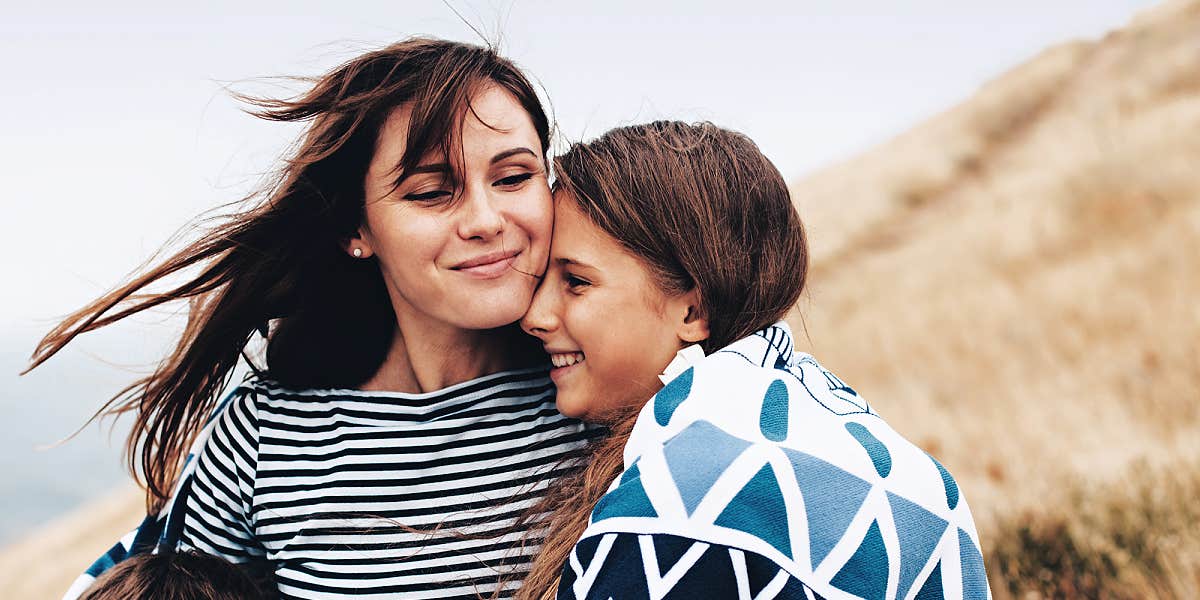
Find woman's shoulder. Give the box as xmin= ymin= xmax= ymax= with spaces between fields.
xmin=241 ymin=365 xmax=550 ymax=396
xmin=232 ymin=366 xmax=554 ymax=414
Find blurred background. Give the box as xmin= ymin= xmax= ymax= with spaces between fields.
xmin=2 ymin=1 xmax=1196 ymax=597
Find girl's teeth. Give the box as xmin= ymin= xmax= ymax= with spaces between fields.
xmin=551 ymin=352 xmax=585 ymax=368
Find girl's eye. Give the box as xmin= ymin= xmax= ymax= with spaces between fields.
xmin=495 ymin=172 xmax=533 ymax=188
xmin=565 ymin=274 xmax=591 ymax=291
xmin=403 ymin=189 xmax=452 ymax=202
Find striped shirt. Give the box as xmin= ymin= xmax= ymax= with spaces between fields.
xmin=179 ymin=367 xmax=594 ymax=599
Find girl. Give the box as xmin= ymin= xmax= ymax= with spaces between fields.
xmin=518 ymin=121 xmax=990 ymax=599
xmin=39 ymin=39 xmax=594 ymax=600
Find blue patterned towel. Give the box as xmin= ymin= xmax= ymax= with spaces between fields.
xmin=559 ymin=322 xmax=990 ymax=600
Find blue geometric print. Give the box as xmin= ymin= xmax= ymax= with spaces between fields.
xmin=593 ymin=469 xmax=658 ymax=521
xmin=621 ymin=461 xmax=642 ymax=485
xmin=663 ymin=420 xmax=751 ymax=515
xmin=714 ymin=464 xmax=792 ymax=559
xmin=655 ymin=367 xmax=694 ymax=426
xmin=929 ymin=454 xmax=960 ymax=510
xmin=830 ymin=520 xmax=889 ymax=600
xmin=914 ymin=561 xmax=945 ymax=600
xmin=787 ymin=356 xmax=873 ymax=416
xmin=888 ymin=491 xmax=948 ymax=600
xmin=563 ymin=533 xmax=828 ymax=600
xmin=845 ymin=422 xmax=892 ymax=478
xmin=959 ymin=528 xmax=989 ymax=600
xmin=782 ymin=447 xmax=872 ymax=570
xmin=760 ymin=379 xmax=790 ymax=441
xmin=567 ymin=322 xmax=989 ymax=600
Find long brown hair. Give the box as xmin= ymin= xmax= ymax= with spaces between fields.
xmin=24 ymin=38 xmax=551 ymax=511
xmin=516 ymin=121 xmax=808 ymax=600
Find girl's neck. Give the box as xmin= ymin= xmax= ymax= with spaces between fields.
xmin=359 ymin=316 xmax=537 ymax=394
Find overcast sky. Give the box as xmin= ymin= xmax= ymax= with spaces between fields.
xmin=1 ymin=0 xmax=1154 ymax=329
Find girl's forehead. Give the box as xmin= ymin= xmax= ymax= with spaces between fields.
xmin=549 ymin=200 xmax=624 ymax=265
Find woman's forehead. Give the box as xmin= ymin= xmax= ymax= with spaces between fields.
xmin=370 ymin=86 xmax=540 ymax=178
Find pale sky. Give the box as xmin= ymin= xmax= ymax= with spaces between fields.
xmin=0 ymin=0 xmax=1157 ymax=539
xmin=1 ymin=0 xmax=1154 ymax=328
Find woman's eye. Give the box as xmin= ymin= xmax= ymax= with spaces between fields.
xmin=403 ymin=189 xmax=452 ymax=202
xmin=495 ymin=172 xmax=533 ymax=188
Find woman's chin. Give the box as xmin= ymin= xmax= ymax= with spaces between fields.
xmin=453 ymin=304 xmax=528 ymax=330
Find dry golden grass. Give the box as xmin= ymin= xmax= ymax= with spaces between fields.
xmin=987 ymin=460 xmax=1200 ymax=599
xmin=0 ymin=484 xmax=144 ymax=600
xmin=787 ymin=0 xmax=1200 ymax=596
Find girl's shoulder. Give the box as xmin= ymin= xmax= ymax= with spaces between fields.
xmin=633 ymin=323 xmax=970 ymax=516
xmin=590 ymin=323 xmax=987 ymax=598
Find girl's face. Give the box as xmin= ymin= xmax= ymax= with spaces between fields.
xmin=356 ymin=85 xmax=552 ymax=333
xmin=521 ymin=195 xmax=706 ymax=421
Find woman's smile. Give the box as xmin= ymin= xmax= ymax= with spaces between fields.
xmin=450 ymin=248 xmax=523 ymax=279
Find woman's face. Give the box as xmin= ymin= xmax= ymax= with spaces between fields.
xmin=521 ymin=195 xmax=702 ymax=421
xmin=357 ymin=85 xmax=551 ymax=332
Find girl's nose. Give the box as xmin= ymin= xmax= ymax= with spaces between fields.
xmin=521 ymin=277 xmax=560 ymax=338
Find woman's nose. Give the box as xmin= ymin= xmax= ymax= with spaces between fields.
xmin=457 ymin=186 xmax=505 ymax=241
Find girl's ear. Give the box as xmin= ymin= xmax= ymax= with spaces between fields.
xmin=674 ymin=288 xmax=710 ymax=344
xmin=342 ymin=227 xmax=375 ymax=259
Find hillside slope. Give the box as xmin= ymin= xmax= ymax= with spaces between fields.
xmin=786 ymin=0 xmax=1200 ymax=595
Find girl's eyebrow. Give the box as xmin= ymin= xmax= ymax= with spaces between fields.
xmin=556 ymin=257 xmax=594 ymax=269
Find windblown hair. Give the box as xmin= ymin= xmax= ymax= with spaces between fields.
xmin=25 ymin=38 xmax=551 ymax=511
xmin=79 ymin=551 xmax=273 ymax=600
xmin=515 ymin=121 xmax=808 ymax=600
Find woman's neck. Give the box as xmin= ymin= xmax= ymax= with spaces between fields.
xmin=359 ymin=317 xmax=536 ymax=394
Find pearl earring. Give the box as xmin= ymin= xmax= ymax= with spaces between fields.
xmin=353 ymin=248 xmax=363 ymax=258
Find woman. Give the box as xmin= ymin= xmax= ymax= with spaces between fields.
xmin=38 ymin=39 xmax=594 ymax=600
xmin=517 ymin=121 xmax=990 ymax=599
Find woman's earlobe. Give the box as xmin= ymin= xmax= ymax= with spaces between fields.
xmin=343 ymin=229 xmax=374 ymax=259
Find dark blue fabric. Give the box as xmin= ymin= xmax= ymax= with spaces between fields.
xmin=560 ymin=532 xmax=816 ymax=599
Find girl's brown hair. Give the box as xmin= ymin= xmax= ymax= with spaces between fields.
xmin=79 ymin=551 xmax=273 ymax=600
xmin=24 ymin=38 xmax=551 ymax=511
xmin=515 ymin=121 xmax=808 ymax=600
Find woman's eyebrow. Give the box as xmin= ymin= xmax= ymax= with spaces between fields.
xmin=490 ymin=147 xmax=537 ymax=165
xmin=391 ymin=148 xmax=533 ymax=184
xmin=393 ymin=162 xmax=450 ymax=185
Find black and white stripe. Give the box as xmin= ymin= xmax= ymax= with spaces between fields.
xmin=180 ymin=367 xmax=594 ymax=599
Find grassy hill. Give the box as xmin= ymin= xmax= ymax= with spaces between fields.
xmin=786 ymin=1 xmax=1200 ymax=596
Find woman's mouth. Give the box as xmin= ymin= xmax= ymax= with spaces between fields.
xmin=451 ymin=250 xmax=521 ymax=279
